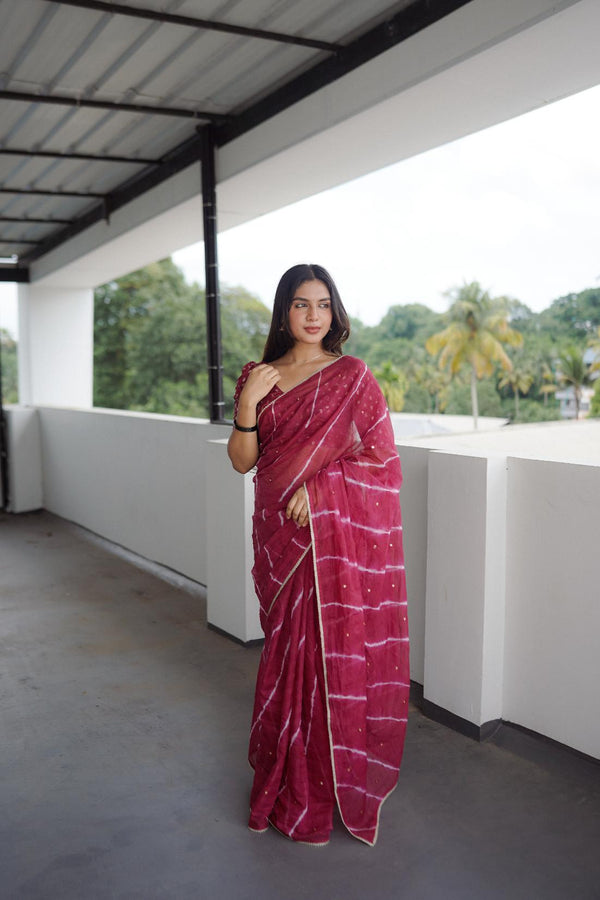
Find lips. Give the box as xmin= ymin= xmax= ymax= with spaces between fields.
xmin=304 ymin=327 xmax=321 ymax=334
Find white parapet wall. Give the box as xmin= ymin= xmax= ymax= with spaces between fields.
xmin=6 ymin=406 xmax=599 ymax=758
xmin=34 ymin=406 xmax=229 ymax=584
xmin=504 ymin=457 xmax=600 ymax=759
xmin=5 ymin=406 xmax=43 ymax=513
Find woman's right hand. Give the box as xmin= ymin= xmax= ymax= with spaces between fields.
xmin=239 ymin=364 xmax=281 ymax=407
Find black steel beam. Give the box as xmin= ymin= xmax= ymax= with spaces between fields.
xmin=0 ymin=187 xmax=104 ymax=198
xmin=0 ymin=239 xmax=41 ymax=244
xmin=217 ymin=0 xmax=474 ymax=144
xmin=0 ymin=147 xmax=158 ymax=165
xmin=0 ymin=216 xmax=74 ymax=225
xmin=0 ymin=89 xmax=229 ymax=123
xmin=0 ymin=267 xmax=29 ymax=282
xmin=200 ymin=126 xmax=225 ymax=424
xmin=20 ymin=0 xmax=473 ymax=267
xmin=46 ymin=0 xmax=341 ymax=52
xmin=18 ymin=132 xmax=206 ymax=265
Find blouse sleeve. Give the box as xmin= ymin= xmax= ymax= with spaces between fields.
xmin=233 ymin=361 xmax=258 ymax=419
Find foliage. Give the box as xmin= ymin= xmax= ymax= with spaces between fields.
xmin=92 ymin=263 xmax=600 ymax=425
xmin=443 ymin=376 xmax=505 ymax=418
xmin=588 ymin=326 xmax=600 ymax=374
xmin=497 ymin=361 xmax=534 ymax=419
xmin=372 ymin=361 xmax=408 ymax=412
xmin=506 ymin=398 xmax=561 ymax=423
xmin=408 ymin=362 xmax=451 ymax=413
xmin=537 ymin=288 xmax=600 ymax=340
xmin=0 ymin=328 xmax=18 ymax=404
xmin=557 ymin=346 xmax=594 ymax=419
xmin=590 ymin=376 xmax=600 ymax=418
xmin=425 ymin=281 xmax=522 ymax=427
xmin=93 ymin=259 xmax=271 ymax=419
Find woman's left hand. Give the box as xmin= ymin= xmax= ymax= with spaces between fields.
xmin=286 ymin=486 xmax=309 ymax=527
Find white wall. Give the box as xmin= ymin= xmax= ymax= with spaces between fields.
xmin=398 ymin=436 xmax=600 ymax=758
xmin=396 ymin=444 xmax=429 ymax=685
xmin=9 ymin=405 xmax=599 ymax=758
xmin=423 ymin=452 xmax=505 ymax=726
xmin=504 ymin=457 xmax=600 ymax=758
xmin=5 ymin=407 xmax=43 ymax=513
xmin=205 ymin=440 xmax=262 ymax=643
xmin=37 ymin=406 xmax=229 ymax=584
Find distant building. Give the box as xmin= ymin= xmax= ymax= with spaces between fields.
xmin=555 ymin=385 xmax=595 ymax=419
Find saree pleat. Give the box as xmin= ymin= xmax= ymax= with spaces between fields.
xmin=235 ymin=355 xmax=409 ymax=846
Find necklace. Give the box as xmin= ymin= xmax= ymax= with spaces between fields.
xmin=292 ymin=350 xmax=327 ymax=365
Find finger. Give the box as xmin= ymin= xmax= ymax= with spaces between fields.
xmin=295 ymin=503 xmax=307 ymax=522
xmin=286 ymin=498 xmax=304 ymax=520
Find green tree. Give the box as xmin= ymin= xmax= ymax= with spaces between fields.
xmin=588 ymin=326 xmax=600 ymax=374
xmin=539 ymin=367 xmax=558 ymax=407
xmin=376 ymin=304 xmax=442 ymax=342
xmin=410 ymin=362 xmax=451 ymax=413
xmin=94 ymin=258 xmax=191 ymax=409
xmin=443 ymin=375 xmax=505 ymax=418
xmin=0 ymin=329 xmax=18 ymax=404
xmin=557 ymin=346 xmax=593 ymax=419
xmin=373 ymin=361 xmax=408 ymax=412
xmin=538 ymin=288 xmax=600 ymax=340
xmin=498 ymin=365 xmax=534 ymax=420
xmin=94 ymin=259 xmax=271 ymax=418
xmin=425 ymin=282 xmax=523 ymax=428
xmin=590 ymin=376 xmax=600 ymax=418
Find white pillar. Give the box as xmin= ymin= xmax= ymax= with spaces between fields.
xmin=17 ymin=284 xmax=93 ymax=407
xmin=424 ymin=450 xmax=507 ymax=731
xmin=5 ymin=407 xmax=43 ymax=512
xmin=205 ymin=439 xmax=263 ymax=644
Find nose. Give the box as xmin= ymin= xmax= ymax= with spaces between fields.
xmin=307 ymin=304 xmax=318 ymax=321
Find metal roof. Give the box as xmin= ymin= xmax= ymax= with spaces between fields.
xmin=0 ymin=0 xmax=470 ymax=279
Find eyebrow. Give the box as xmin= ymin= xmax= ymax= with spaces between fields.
xmin=292 ymin=295 xmax=331 ymax=302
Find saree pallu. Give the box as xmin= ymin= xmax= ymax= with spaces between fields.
xmin=235 ymin=355 xmax=409 ymax=846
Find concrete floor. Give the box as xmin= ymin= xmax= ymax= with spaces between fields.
xmin=1 ymin=511 xmax=599 ymax=900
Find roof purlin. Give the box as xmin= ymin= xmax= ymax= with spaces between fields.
xmin=17 ymin=0 xmax=473 ymax=270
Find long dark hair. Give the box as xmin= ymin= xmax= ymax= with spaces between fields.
xmin=261 ymin=264 xmax=350 ymax=363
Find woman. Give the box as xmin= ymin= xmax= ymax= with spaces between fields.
xmin=228 ymin=264 xmax=409 ymax=847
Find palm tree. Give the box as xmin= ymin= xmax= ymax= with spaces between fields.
xmin=539 ymin=361 xmax=557 ymax=407
xmin=557 ymin=346 xmax=593 ymax=419
xmin=425 ymin=282 xmax=523 ymax=428
xmin=410 ymin=362 xmax=450 ymax=413
xmin=588 ymin=326 xmax=600 ymax=374
xmin=498 ymin=366 xmax=534 ymax=419
xmin=373 ymin=361 xmax=408 ymax=412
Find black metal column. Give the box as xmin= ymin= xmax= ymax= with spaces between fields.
xmin=200 ymin=126 xmax=225 ymax=423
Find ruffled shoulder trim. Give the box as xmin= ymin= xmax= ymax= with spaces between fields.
xmin=233 ymin=361 xmax=259 ymax=418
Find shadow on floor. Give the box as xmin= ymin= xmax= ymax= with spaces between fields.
xmin=1 ymin=511 xmax=599 ymax=900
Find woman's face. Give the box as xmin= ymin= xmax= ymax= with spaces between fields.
xmin=287 ymin=279 xmax=333 ymax=347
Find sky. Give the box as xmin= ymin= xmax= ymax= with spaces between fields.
xmin=1 ymin=82 xmax=600 ymax=337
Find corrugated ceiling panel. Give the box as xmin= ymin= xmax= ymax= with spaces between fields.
xmin=0 ymin=0 xmax=434 ymax=265
xmin=59 ymin=20 xmax=204 ymax=100
xmin=7 ymin=7 xmax=114 ymax=88
xmin=98 ymin=120 xmax=196 ymax=160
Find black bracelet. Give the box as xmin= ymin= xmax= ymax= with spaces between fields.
xmin=233 ymin=418 xmax=258 ymax=432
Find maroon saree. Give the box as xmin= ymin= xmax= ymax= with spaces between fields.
xmin=234 ymin=355 xmax=409 ymax=846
